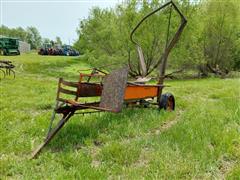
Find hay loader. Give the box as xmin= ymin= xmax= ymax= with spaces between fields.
xmin=32 ymin=0 xmax=187 ymax=158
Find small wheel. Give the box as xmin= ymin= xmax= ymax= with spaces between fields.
xmin=159 ymin=93 xmax=175 ymax=111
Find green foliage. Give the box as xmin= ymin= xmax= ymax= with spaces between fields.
xmin=74 ymin=1 xmax=176 ymax=74
xmin=74 ymin=0 xmax=240 ymax=75
xmin=55 ymin=36 xmax=63 ymax=46
xmin=201 ymin=0 xmax=240 ymax=70
xmin=26 ymin=26 xmax=42 ymax=49
xmin=0 ymin=25 xmax=28 ymax=41
xmin=0 ymin=25 xmax=65 ymax=50
xmin=0 ymin=25 xmax=42 ymax=49
xmin=232 ymin=34 xmax=240 ymax=70
xmin=0 ymin=53 xmax=239 ymax=178
xmin=42 ymin=38 xmax=51 ymax=44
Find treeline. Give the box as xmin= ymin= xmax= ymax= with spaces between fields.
xmin=0 ymin=25 xmax=63 ymax=49
xmin=74 ymin=0 xmax=240 ymax=77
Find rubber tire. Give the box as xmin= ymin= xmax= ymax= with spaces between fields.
xmin=159 ymin=93 xmax=175 ymax=111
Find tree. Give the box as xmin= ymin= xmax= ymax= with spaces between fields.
xmin=55 ymin=36 xmax=62 ymax=45
xmin=0 ymin=25 xmax=27 ymax=41
xmin=26 ymin=26 xmax=42 ymax=49
xmin=198 ymin=0 xmax=240 ymax=75
xmin=74 ymin=0 xmax=240 ymax=77
xmin=42 ymin=38 xmax=51 ymax=44
xmin=75 ymin=1 xmax=179 ymax=77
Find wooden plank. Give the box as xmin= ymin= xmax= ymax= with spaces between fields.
xmin=59 ymin=87 xmax=77 ymax=96
xmin=61 ymin=80 xmax=78 ymax=88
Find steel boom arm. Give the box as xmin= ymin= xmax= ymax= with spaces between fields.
xmin=130 ymin=1 xmax=187 ymax=78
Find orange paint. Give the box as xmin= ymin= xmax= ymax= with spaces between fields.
xmin=124 ymin=85 xmax=159 ymax=100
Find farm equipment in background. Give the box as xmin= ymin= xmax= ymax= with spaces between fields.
xmin=0 ymin=37 xmax=20 ymax=56
xmin=38 ymin=43 xmax=79 ymax=56
xmin=0 ymin=60 xmax=15 ymax=79
xmin=32 ymin=0 xmax=187 ymax=158
xmin=62 ymin=45 xmax=80 ymax=56
xmin=38 ymin=43 xmax=51 ymax=55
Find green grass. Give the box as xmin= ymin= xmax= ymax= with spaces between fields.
xmin=0 ymin=53 xmax=240 ymax=179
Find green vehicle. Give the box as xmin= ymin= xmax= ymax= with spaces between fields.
xmin=0 ymin=37 xmax=20 ymax=55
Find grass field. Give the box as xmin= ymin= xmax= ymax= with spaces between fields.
xmin=0 ymin=53 xmax=240 ymax=179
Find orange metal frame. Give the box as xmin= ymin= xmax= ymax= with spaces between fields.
xmin=79 ymin=73 xmax=161 ymax=101
xmin=124 ymin=85 xmax=159 ymax=100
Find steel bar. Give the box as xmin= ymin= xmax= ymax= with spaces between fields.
xmin=31 ymin=111 xmax=75 ymax=159
xmin=0 ymin=60 xmax=15 ymax=79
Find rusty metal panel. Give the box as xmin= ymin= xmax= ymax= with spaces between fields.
xmin=78 ymin=83 xmax=102 ymax=97
xmin=100 ymin=67 xmax=128 ymax=112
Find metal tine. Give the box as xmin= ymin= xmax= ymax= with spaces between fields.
xmin=0 ymin=69 xmax=6 ymax=79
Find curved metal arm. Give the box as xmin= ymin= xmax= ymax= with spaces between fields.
xmin=157 ymin=2 xmax=187 ymax=79
xmin=130 ymin=0 xmax=187 ymax=78
xmin=130 ymin=1 xmax=172 ymax=44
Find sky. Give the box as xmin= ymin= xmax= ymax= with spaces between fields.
xmin=0 ymin=0 xmax=120 ymax=44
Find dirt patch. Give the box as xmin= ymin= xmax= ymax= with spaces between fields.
xmin=90 ymin=146 xmax=101 ymax=168
xmin=217 ymin=157 xmax=236 ymax=179
xmin=132 ymin=147 xmax=151 ymax=168
xmin=151 ymin=110 xmax=183 ymax=135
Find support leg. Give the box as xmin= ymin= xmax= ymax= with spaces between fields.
xmin=31 ymin=111 xmax=75 ymax=159
xmin=46 ymin=101 xmax=63 ymax=138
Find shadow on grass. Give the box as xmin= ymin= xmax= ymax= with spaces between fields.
xmin=44 ymin=108 xmax=159 ymax=153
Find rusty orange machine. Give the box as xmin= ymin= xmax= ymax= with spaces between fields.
xmin=32 ymin=1 xmax=187 ymax=158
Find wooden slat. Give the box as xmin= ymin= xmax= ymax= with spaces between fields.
xmin=59 ymin=87 xmax=77 ymax=95
xmin=61 ymin=79 xmax=78 ymax=88
xmin=56 ymin=98 xmax=68 ymax=103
